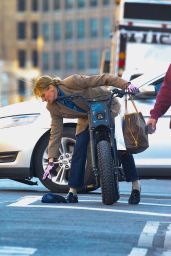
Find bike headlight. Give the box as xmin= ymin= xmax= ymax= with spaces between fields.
xmin=96 ymin=112 xmax=105 ymax=120
xmin=0 ymin=114 xmax=40 ymax=129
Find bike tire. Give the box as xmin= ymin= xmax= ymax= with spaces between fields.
xmin=97 ymin=140 xmax=120 ymax=205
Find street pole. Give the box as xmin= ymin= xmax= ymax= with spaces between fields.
xmin=110 ymin=0 xmax=121 ymax=75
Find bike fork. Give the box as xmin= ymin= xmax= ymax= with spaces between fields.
xmin=89 ymin=128 xmax=99 ymax=187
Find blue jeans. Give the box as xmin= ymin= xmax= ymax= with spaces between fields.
xmin=68 ymin=128 xmax=139 ymax=189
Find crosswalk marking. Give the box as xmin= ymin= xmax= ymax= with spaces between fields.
xmin=164 ymin=224 xmax=171 ymax=249
xmin=138 ymin=221 xmax=160 ymax=248
xmin=8 ymin=196 xmax=41 ymax=207
xmin=128 ymin=248 xmax=148 ymax=256
xmin=0 ymin=246 xmax=37 ymax=255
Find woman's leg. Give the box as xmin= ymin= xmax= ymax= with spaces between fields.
xmin=68 ymin=128 xmax=90 ymax=191
xmin=118 ymin=151 xmax=141 ymax=204
xmin=118 ymin=151 xmax=139 ymax=183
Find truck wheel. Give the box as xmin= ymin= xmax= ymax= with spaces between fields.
xmin=33 ymin=127 xmax=97 ymax=193
xmin=97 ymin=140 xmax=120 ymax=205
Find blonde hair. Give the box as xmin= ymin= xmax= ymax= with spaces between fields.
xmin=33 ymin=75 xmax=61 ymax=97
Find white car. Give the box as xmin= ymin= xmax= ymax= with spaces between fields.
xmin=0 ymin=99 xmax=94 ymax=192
xmin=0 ymin=68 xmax=170 ymax=192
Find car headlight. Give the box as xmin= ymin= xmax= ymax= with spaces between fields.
xmin=0 ymin=114 xmax=40 ymax=129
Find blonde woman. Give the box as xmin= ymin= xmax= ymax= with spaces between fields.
xmin=33 ymin=73 xmax=140 ymax=204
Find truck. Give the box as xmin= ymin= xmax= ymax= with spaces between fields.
xmin=114 ymin=0 xmax=171 ymax=77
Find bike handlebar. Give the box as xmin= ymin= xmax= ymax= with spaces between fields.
xmin=57 ymin=89 xmax=135 ymax=107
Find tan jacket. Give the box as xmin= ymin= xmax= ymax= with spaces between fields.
xmin=46 ymin=73 xmax=128 ymax=159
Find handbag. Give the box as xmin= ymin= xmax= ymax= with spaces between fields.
xmin=122 ymin=95 xmax=149 ymax=154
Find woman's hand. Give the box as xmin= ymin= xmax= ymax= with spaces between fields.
xmin=128 ymin=83 xmax=140 ymax=93
xmin=42 ymin=162 xmax=55 ymax=180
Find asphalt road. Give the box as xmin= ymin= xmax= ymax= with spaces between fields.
xmin=0 ymin=179 xmax=171 ymax=256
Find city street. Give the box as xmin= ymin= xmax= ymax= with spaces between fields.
xmin=0 ymin=179 xmax=171 ymax=256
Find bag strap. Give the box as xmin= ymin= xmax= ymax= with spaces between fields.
xmin=124 ymin=93 xmax=139 ymax=114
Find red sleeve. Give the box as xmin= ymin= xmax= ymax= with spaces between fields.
xmin=150 ymin=64 xmax=171 ymax=120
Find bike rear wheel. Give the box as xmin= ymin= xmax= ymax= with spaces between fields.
xmin=97 ymin=140 xmax=120 ymax=205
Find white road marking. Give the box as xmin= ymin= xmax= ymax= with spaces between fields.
xmin=0 ymin=246 xmax=37 ymax=255
xmin=7 ymin=196 xmax=171 ymax=218
xmin=164 ymin=224 xmax=171 ymax=249
xmin=128 ymin=247 xmax=148 ymax=256
xmin=162 ymin=250 xmax=171 ymax=256
xmin=138 ymin=221 xmax=159 ymax=248
xmin=8 ymin=196 xmax=42 ymax=206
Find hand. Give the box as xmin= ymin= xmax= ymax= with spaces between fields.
xmin=146 ymin=118 xmax=157 ymax=134
xmin=128 ymin=83 xmax=140 ymax=93
xmin=42 ymin=162 xmax=55 ymax=180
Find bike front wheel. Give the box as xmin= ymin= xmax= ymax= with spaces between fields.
xmin=97 ymin=140 xmax=120 ymax=205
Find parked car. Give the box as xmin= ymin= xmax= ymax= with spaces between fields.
xmin=0 ymin=67 xmax=171 ymax=193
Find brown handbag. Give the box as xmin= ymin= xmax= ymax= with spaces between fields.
xmin=122 ymin=95 xmax=149 ymax=154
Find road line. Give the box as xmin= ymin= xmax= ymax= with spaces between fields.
xmin=8 ymin=196 xmax=42 ymax=206
xmin=128 ymin=247 xmax=148 ymax=256
xmin=8 ymin=195 xmax=171 ymax=207
xmin=0 ymin=246 xmax=37 ymax=255
xmin=8 ymin=204 xmax=171 ymax=218
xmin=8 ymin=196 xmax=171 ymax=218
xmin=161 ymin=250 xmax=171 ymax=256
xmin=164 ymin=224 xmax=171 ymax=249
xmin=138 ymin=221 xmax=159 ymax=248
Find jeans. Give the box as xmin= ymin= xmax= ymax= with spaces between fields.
xmin=68 ymin=128 xmax=139 ymax=189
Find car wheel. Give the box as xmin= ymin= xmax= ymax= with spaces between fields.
xmin=33 ymin=127 xmax=97 ymax=193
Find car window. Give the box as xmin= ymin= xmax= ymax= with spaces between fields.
xmin=152 ymin=78 xmax=163 ymax=94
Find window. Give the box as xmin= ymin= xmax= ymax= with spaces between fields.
xmin=17 ymin=0 xmax=26 ymax=11
xmin=77 ymin=20 xmax=85 ymax=39
xmin=102 ymin=0 xmax=110 ymax=5
xmin=65 ymin=0 xmax=73 ymax=9
xmin=77 ymin=50 xmax=85 ymax=70
xmin=89 ymin=49 xmax=99 ymax=69
xmin=18 ymin=50 xmax=26 ymax=67
xmin=18 ymin=80 xmax=26 ymax=97
xmin=42 ymin=0 xmax=49 ymax=12
xmin=54 ymin=52 xmax=61 ymax=70
xmin=32 ymin=50 xmax=38 ymax=67
xmin=89 ymin=19 xmax=98 ymax=38
xmin=89 ymin=0 xmax=97 ymax=7
xmin=65 ymin=21 xmax=73 ymax=39
xmin=53 ymin=22 xmax=61 ymax=41
xmin=17 ymin=22 xmax=26 ymax=40
xmin=31 ymin=22 xmax=38 ymax=40
xmin=65 ymin=50 xmax=73 ymax=70
xmin=77 ymin=0 xmax=85 ymax=8
xmin=42 ymin=52 xmax=49 ymax=70
xmin=42 ymin=23 xmax=49 ymax=41
xmin=102 ymin=17 xmax=110 ymax=38
xmin=53 ymin=0 xmax=60 ymax=10
xmin=32 ymin=0 xmax=38 ymax=11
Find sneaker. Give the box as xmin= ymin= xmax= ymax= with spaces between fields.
xmin=66 ymin=192 xmax=78 ymax=203
xmin=128 ymin=189 xmax=140 ymax=204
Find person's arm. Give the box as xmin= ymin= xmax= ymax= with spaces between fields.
xmin=63 ymin=73 xmax=130 ymax=90
xmin=150 ymin=66 xmax=171 ymax=121
xmin=147 ymin=64 xmax=171 ymax=130
xmin=47 ymin=107 xmax=63 ymax=160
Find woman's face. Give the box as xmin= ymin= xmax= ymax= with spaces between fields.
xmin=41 ymin=85 xmax=58 ymax=103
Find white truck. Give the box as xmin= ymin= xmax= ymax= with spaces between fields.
xmin=115 ymin=0 xmax=171 ymax=77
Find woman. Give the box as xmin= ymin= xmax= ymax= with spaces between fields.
xmin=33 ymin=73 xmax=141 ymax=204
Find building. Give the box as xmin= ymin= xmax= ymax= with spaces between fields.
xmin=0 ymin=0 xmax=116 ymax=105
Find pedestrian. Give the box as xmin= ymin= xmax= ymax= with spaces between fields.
xmin=33 ymin=73 xmax=141 ymax=204
xmin=146 ymin=64 xmax=171 ymax=132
